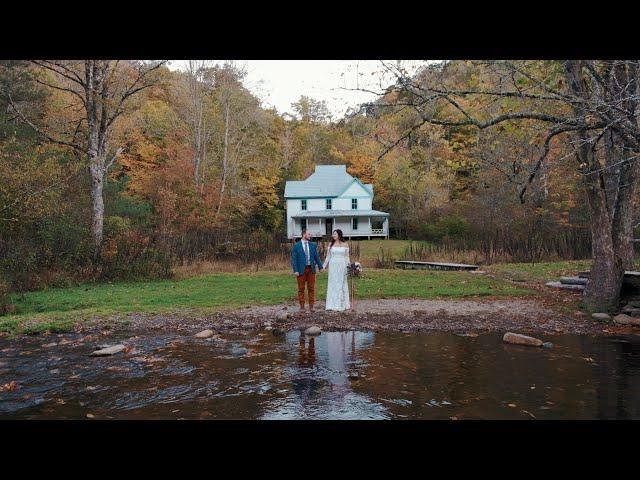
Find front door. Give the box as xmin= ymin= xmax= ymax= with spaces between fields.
xmin=325 ymin=218 xmax=333 ymax=235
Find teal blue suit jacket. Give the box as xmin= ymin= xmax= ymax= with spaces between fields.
xmin=291 ymin=240 xmax=323 ymax=274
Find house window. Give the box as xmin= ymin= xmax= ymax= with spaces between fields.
xmin=326 ymin=199 xmax=332 ymax=210
xmin=351 ymin=198 xmax=358 ymax=210
xmin=301 ymin=218 xmax=307 ymax=231
xmin=301 ymin=199 xmax=307 ymax=210
xmin=352 ymin=218 xmax=358 ymax=230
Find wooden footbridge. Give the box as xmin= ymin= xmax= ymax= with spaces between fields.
xmin=394 ymin=260 xmax=479 ymax=271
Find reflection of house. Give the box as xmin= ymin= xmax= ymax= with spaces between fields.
xmin=284 ymin=165 xmax=390 ymax=240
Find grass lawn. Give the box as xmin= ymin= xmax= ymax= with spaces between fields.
xmin=1 ymin=268 xmax=533 ymax=335
xmin=351 ymin=239 xmax=413 ymax=263
xmin=487 ymin=259 xmax=640 ymax=283
xmin=486 ymin=260 xmax=593 ymax=283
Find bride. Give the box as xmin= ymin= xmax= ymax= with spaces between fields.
xmin=323 ymin=229 xmax=351 ymax=311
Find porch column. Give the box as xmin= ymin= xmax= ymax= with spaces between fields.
xmin=385 ymin=217 xmax=389 ymax=239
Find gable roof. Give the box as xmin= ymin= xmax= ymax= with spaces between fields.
xmin=284 ymin=165 xmax=371 ymax=198
xmin=338 ymin=177 xmax=373 ymax=197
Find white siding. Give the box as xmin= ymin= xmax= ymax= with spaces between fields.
xmin=340 ymin=182 xmax=370 ymax=198
xmin=285 ymin=177 xmax=378 ymax=238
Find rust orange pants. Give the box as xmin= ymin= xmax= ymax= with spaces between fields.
xmin=296 ymin=266 xmax=316 ymax=308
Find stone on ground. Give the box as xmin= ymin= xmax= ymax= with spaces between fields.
xmin=559 ymin=276 xmax=588 ymax=285
xmin=503 ymin=332 xmax=543 ymax=347
xmin=621 ymin=305 xmax=640 ymax=316
xmin=591 ymin=312 xmax=611 ymax=321
xmin=545 ymin=281 xmax=585 ymax=291
xmin=613 ymin=314 xmax=640 ymax=326
xmin=195 ymin=329 xmax=215 ymax=338
xmin=90 ymin=344 xmax=125 ymax=356
xmin=305 ymin=326 xmax=322 ymax=336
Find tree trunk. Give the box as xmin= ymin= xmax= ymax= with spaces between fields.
xmin=89 ymin=155 xmax=105 ymax=259
xmin=612 ymin=154 xmax=639 ymax=270
xmin=216 ymin=100 xmax=230 ymax=217
xmin=583 ymin=177 xmax=624 ymax=310
xmin=564 ymin=60 xmax=627 ymax=310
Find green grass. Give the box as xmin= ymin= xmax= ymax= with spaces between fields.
xmin=351 ymin=239 xmax=413 ymax=262
xmin=486 ymin=260 xmax=593 ymax=283
xmin=1 ymin=269 xmax=533 ymax=335
xmin=488 ymin=258 xmax=640 ymax=283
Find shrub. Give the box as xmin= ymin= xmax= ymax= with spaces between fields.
xmin=0 ymin=278 xmax=16 ymax=316
xmin=420 ymin=214 xmax=471 ymax=241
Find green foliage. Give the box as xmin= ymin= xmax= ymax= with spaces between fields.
xmin=0 ymin=277 xmax=16 ymax=315
xmin=420 ymin=214 xmax=471 ymax=241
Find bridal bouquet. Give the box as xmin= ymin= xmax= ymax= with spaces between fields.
xmin=347 ymin=262 xmax=362 ymax=309
xmin=347 ymin=262 xmax=362 ymax=277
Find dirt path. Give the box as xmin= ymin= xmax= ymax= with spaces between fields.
xmin=98 ymin=297 xmax=628 ymax=337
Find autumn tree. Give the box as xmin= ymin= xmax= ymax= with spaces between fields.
xmin=1 ymin=60 xmax=166 ymax=258
xmin=367 ymin=60 xmax=639 ymax=309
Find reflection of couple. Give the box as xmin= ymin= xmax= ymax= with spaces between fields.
xmin=291 ymin=228 xmax=350 ymax=313
xmin=261 ymin=330 xmax=385 ymax=419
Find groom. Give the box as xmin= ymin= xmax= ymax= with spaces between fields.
xmin=291 ymin=228 xmax=324 ymax=313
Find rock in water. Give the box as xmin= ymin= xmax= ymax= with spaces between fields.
xmin=90 ymin=344 xmax=125 ymax=356
xmin=503 ymin=332 xmax=543 ymax=347
xmin=195 ymin=329 xmax=215 ymax=338
xmin=592 ymin=313 xmax=611 ymax=321
xmin=542 ymin=342 xmax=554 ymax=348
xmin=305 ymin=326 xmax=322 ymax=336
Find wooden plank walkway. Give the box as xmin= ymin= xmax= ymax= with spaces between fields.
xmin=394 ymin=260 xmax=479 ymax=271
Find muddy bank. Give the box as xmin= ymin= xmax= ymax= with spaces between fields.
xmin=74 ymin=298 xmax=634 ymax=337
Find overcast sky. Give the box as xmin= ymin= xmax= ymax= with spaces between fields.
xmin=167 ymin=60 xmax=425 ymax=119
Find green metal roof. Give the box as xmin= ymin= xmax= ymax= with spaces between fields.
xmin=284 ymin=165 xmax=373 ymax=198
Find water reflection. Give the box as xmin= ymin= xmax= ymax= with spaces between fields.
xmin=1 ymin=330 xmax=639 ymax=419
xmin=262 ymin=331 xmax=388 ymax=419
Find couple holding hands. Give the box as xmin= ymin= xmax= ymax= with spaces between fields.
xmin=291 ymin=228 xmax=351 ymax=313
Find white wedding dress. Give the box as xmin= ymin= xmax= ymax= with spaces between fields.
xmin=323 ymin=246 xmax=351 ymax=311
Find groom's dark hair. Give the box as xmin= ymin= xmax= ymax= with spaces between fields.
xmin=301 ymin=228 xmax=307 ymax=235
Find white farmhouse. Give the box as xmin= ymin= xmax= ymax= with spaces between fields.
xmin=284 ymin=165 xmax=390 ymax=240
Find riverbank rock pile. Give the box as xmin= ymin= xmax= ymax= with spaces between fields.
xmin=620 ymin=299 xmax=640 ymax=317
xmin=612 ymin=314 xmax=640 ymax=327
xmin=591 ymin=299 xmax=640 ymax=327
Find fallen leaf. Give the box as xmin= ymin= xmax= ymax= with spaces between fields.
xmin=86 ymin=413 xmax=95 ymax=419
xmin=1 ymin=381 xmax=19 ymax=392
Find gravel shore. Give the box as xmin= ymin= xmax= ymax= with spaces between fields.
xmin=82 ymin=298 xmax=633 ymax=337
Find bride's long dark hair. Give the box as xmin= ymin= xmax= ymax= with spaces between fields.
xmin=329 ymin=229 xmax=345 ymax=249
